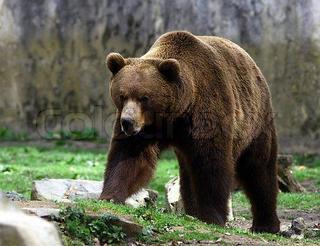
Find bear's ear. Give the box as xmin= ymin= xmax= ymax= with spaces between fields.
xmin=106 ymin=53 xmax=126 ymax=75
xmin=158 ymin=59 xmax=180 ymax=80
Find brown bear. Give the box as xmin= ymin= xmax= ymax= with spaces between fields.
xmin=100 ymin=31 xmax=280 ymax=233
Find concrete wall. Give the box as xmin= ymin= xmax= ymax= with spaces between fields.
xmin=0 ymin=0 xmax=320 ymax=152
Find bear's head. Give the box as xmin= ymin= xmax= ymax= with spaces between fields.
xmin=106 ymin=53 xmax=183 ymax=136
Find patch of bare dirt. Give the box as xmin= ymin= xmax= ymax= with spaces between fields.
xmin=14 ymin=200 xmax=60 ymax=209
xmin=218 ymin=234 xmax=274 ymax=245
xmin=230 ymin=208 xmax=320 ymax=230
xmin=300 ymin=180 xmax=320 ymax=193
xmin=278 ymin=209 xmax=320 ymax=226
xmin=132 ymin=235 xmax=274 ymax=246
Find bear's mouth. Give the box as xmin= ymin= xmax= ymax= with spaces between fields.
xmin=122 ymin=127 xmax=141 ymax=136
xmin=120 ymin=119 xmax=142 ymax=136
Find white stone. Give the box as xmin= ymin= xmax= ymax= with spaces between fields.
xmin=227 ymin=197 xmax=234 ymax=221
xmin=31 ymin=179 xmax=103 ymax=202
xmin=0 ymin=198 xmax=62 ymax=246
xmin=165 ymin=177 xmax=184 ymax=213
xmin=31 ymin=179 xmax=157 ymax=207
xmin=125 ymin=189 xmax=158 ymax=208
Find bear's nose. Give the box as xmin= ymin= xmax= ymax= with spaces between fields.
xmin=120 ymin=117 xmax=135 ymax=135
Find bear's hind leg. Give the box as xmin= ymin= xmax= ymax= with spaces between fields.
xmin=236 ymin=127 xmax=280 ymax=233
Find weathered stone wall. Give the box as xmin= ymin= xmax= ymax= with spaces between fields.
xmin=0 ymin=0 xmax=319 ymax=152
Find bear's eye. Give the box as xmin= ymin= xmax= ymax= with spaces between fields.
xmin=139 ymin=96 xmax=149 ymax=103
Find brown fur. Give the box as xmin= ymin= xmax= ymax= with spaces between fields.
xmin=100 ymin=31 xmax=280 ymax=233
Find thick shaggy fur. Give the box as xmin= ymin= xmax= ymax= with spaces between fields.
xmin=100 ymin=31 xmax=280 ymax=233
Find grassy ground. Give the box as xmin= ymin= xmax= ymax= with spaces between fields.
xmin=0 ymin=143 xmax=319 ymax=245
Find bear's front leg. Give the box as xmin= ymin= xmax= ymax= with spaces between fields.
xmin=187 ymin=141 xmax=234 ymax=226
xmin=100 ymin=137 xmax=159 ymax=203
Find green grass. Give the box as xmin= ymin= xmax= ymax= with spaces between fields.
xmin=293 ymin=156 xmax=320 ymax=189
xmin=0 ymin=127 xmax=29 ymax=141
xmin=71 ymin=199 xmax=320 ymax=245
xmin=0 ymin=146 xmax=106 ymax=197
xmin=1 ymin=145 xmax=318 ymax=211
xmin=0 ymin=127 xmax=108 ymax=143
xmin=233 ymin=191 xmax=320 ymax=211
xmin=0 ymin=145 xmax=319 ymax=245
xmin=59 ymin=206 xmax=126 ymax=245
xmin=0 ymin=146 xmax=179 ymax=202
xmin=74 ymin=200 xmax=221 ymax=243
xmin=0 ymin=145 xmax=319 ymax=211
xmin=72 ymin=200 xmax=279 ymax=244
xmin=45 ymin=128 xmax=99 ymax=141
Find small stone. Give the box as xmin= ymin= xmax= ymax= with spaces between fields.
xmin=281 ymin=228 xmax=295 ymax=238
xmin=227 ymin=197 xmax=234 ymax=221
xmin=291 ymin=217 xmax=306 ymax=235
xmin=165 ymin=177 xmax=184 ymax=213
xmin=125 ymin=189 xmax=158 ymax=208
xmin=281 ymin=217 xmax=307 ymax=238
xmin=0 ymin=191 xmax=25 ymax=201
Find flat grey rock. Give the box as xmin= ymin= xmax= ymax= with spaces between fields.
xmin=22 ymin=207 xmax=60 ymax=219
xmin=31 ymin=179 xmax=103 ymax=202
xmin=31 ymin=179 xmax=157 ymax=208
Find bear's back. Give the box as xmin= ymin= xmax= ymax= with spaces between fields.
xmin=146 ymin=31 xmax=273 ymax=154
xmin=197 ymin=35 xmax=273 ymax=155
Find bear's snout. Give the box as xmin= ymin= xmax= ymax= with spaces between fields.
xmin=120 ymin=100 xmax=144 ymax=136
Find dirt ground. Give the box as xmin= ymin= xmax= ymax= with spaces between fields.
xmin=230 ymin=208 xmax=320 ymax=231
xmin=301 ymin=180 xmax=320 ymax=193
